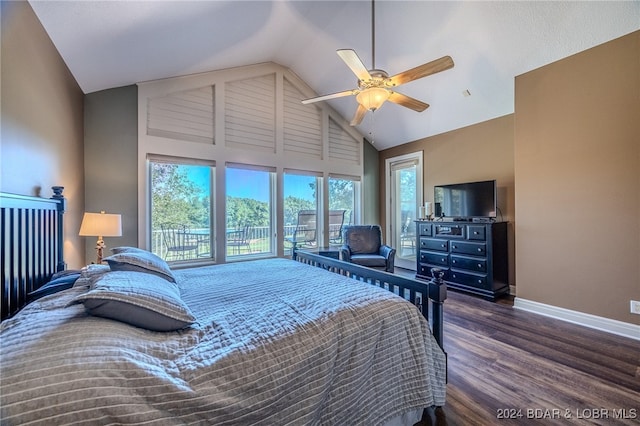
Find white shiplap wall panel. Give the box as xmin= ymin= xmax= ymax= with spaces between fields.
xmin=283 ymin=77 xmax=322 ymax=159
xmin=139 ymin=63 xmax=365 ymax=256
xmin=225 ymin=74 xmax=276 ymax=153
xmin=328 ymin=117 xmax=360 ymax=165
xmin=147 ymin=86 xmax=214 ymax=144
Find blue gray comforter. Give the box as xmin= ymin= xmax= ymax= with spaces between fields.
xmin=1 ymin=258 xmax=446 ymax=425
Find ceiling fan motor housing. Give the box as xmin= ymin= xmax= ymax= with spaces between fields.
xmin=358 ymin=69 xmax=390 ymax=90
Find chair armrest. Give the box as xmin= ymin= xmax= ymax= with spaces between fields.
xmin=339 ymin=246 xmax=351 ymax=262
xmin=380 ymin=245 xmax=396 ymax=272
xmin=379 ymin=245 xmax=394 ymax=259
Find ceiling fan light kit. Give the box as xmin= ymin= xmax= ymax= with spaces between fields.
xmin=356 ymin=87 xmax=390 ymax=111
xmin=301 ymin=0 xmax=454 ymax=126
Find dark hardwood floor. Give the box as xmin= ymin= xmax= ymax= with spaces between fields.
xmin=413 ymin=286 xmax=639 ymax=425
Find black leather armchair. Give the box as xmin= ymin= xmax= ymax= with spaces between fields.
xmin=339 ymin=225 xmax=396 ymax=272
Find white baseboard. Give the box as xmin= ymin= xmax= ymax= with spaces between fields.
xmin=513 ymin=297 xmax=640 ymax=341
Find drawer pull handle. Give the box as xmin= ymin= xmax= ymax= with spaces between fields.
xmin=452 ymin=245 xmax=457 ymax=249
xmin=452 ymin=260 xmax=456 ymax=264
xmin=478 ymin=264 xmax=482 ymax=268
xmin=441 ymin=258 xmax=446 ymax=262
xmin=474 ymin=231 xmax=479 ymax=235
xmin=441 ymin=244 xmax=446 ymax=248
xmin=477 ymin=248 xmax=483 ymax=252
xmin=478 ymin=279 xmax=483 ymax=284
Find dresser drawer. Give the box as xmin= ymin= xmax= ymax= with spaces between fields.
xmin=420 ymin=238 xmax=449 ymax=252
xmin=419 ymin=251 xmax=449 ymax=267
xmin=418 ymin=264 xmax=449 ymax=280
xmin=451 ymin=255 xmax=487 ymax=273
xmin=449 ymin=270 xmax=488 ymax=289
xmin=467 ymin=226 xmax=486 ymax=241
xmin=418 ymin=222 xmax=432 ymax=236
xmin=450 ymin=241 xmax=486 ymax=256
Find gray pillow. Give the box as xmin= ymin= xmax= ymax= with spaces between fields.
xmin=103 ymin=250 xmax=176 ymax=283
xmin=110 ymin=246 xmax=149 ymax=255
xmin=68 ymin=271 xmax=196 ymax=331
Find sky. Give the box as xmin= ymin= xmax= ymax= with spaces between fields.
xmin=183 ymin=165 xmax=314 ymax=202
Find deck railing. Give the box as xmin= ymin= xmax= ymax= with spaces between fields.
xmin=151 ymin=225 xmax=304 ymax=261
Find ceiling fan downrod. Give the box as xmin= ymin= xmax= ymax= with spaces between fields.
xmin=300 ymin=0 xmax=453 ymax=127
xmin=371 ymin=0 xmax=376 ymax=70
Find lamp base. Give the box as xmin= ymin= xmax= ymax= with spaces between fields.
xmin=95 ymin=237 xmax=106 ymax=264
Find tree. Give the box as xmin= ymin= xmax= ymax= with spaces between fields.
xmin=226 ymin=197 xmax=270 ymax=228
xmin=283 ymin=196 xmax=314 ymax=225
xmin=328 ymin=179 xmax=353 ymax=211
xmin=151 ymin=163 xmax=209 ymax=230
xmin=308 ymin=178 xmax=355 ymax=223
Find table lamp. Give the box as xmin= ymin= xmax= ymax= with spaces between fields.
xmin=79 ymin=211 xmax=122 ymax=264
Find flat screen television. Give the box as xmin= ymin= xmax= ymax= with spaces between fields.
xmin=434 ymin=180 xmax=497 ymax=219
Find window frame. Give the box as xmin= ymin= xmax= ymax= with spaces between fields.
xmin=225 ymin=163 xmax=277 ymax=261
xmin=147 ymin=155 xmax=216 ymax=266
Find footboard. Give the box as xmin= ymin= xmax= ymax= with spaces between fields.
xmin=293 ymin=249 xmax=447 ymax=351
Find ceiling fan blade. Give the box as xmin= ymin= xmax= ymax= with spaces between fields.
xmin=388 ymin=92 xmax=430 ymax=112
xmin=350 ymin=104 xmax=368 ymax=126
xmin=337 ymin=49 xmax=372 ymax=82
xmin=388 ymin=56 xmax=454 ymax=87
xmin=302 ymin=89 xmax=357 ymax=105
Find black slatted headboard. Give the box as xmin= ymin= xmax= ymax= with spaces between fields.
xmin=1 ymin=187 xmax=66 ymax=321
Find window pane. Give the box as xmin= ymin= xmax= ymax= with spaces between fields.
xmin=284 ymin=173 xmax=318 ymax=255
xmin=328 ymin=177 xmax=357 ymax=246
xmin=226 ymin=166 xmax=273 ymax=258
xmin=150 ymin=161 xmax=213 ymax=262
xmin=394 ymin=165 xmax=417 ymax=267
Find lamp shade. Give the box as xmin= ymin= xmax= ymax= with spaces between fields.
xmin=356 ymin=87 xmax=390 ymax=111
xmin=79 ymin=212 xmax=122 ymax=237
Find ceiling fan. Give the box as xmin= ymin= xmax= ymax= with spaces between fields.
xmin=302 ymin=0 xmax=454 ymax=126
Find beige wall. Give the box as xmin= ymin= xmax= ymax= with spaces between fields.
xmin=379 ymin=115 xmax=516 ymax=285
xmin=515 ymin=31 xmax=639 ymax=324
xmin=1 ymin=1 xmax=85 ymax=269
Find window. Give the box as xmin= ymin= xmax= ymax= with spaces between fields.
xmin=148 ymin=158 xmax=360 ymax=264
xmin=225 ymin=164 xmax=275 ymax=259
xmin=283 ymin=172 xmax=320 ymax=255
xmin=328 ymin=176 xmax=359 ymax=246
xmin=149 ymin=157 xmax=214 ymax=263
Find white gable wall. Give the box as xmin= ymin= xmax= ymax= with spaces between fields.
xmin=137 ymin=62 xmax=365 ymax=256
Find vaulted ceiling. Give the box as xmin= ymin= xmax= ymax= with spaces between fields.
xmin=29 ymin=1 xmax=639 ymax=150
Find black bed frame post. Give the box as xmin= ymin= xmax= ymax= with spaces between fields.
xmin=51 ymin=186 xmax=66 ymax=272
xmin=428 ymin=268 xmax=447 ymax=351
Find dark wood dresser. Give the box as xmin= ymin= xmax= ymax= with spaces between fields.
xmin=415 ymin=220 xmax=509 ymax=300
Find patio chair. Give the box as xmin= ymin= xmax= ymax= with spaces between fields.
xmin=160 ymin=223 xmax=199 ymax=261
xmin=328 ymin=209 xmax=346 ymax=245
xmin=286 ymin=210 xmax=317 ymax=249
xmin=399 ymin=213 xmax=416 ymax=256
xmin=227 ymin=225 xmax=252 ymax=254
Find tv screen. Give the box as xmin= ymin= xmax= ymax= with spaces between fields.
xmin=434 ymin=180 xmax=496 ymax=219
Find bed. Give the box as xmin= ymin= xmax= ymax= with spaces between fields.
xmin=0 ymin=188 xmax=447 ymax=425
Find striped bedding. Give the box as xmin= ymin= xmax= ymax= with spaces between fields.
xmin=1 ymin=258 xmax=446 ymax=425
